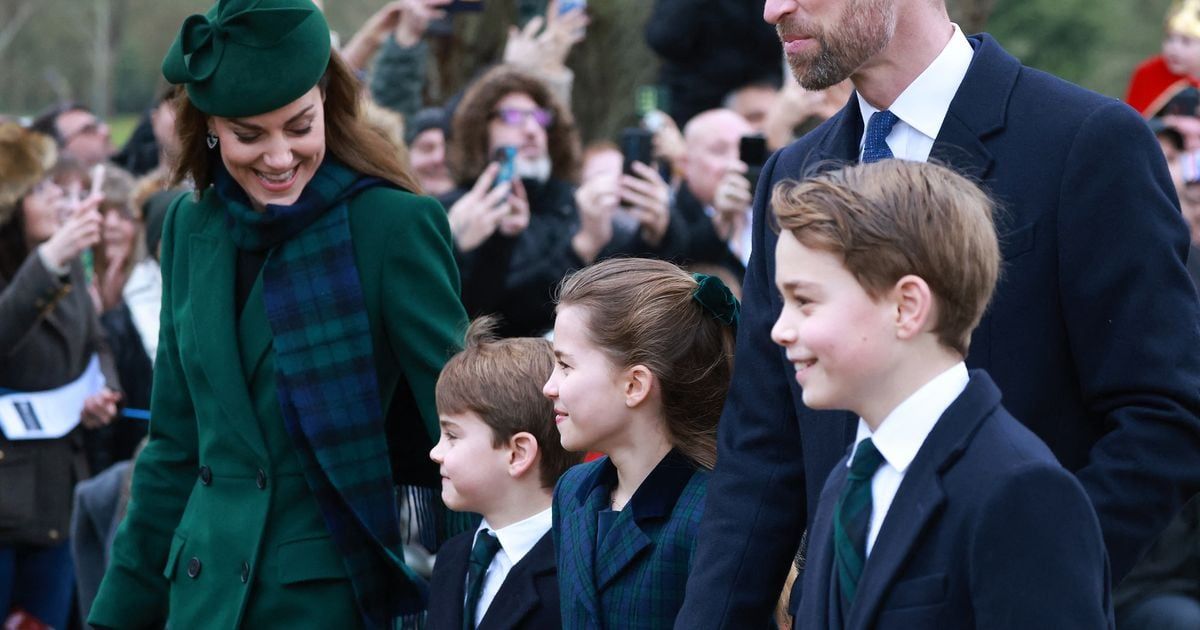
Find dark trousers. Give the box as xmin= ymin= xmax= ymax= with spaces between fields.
xmin=0 ymin=541 xmax=75 ymax=629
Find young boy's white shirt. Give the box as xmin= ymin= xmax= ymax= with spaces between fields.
xmin=851 ymin=361 xmax=969 ymax=555
xmin=469 ymin=507 xmax=553 ymax=623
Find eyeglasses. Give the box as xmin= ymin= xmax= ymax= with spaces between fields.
xmin=491 ymin=107 xmax=554 ymax=128
xmin=62 ymin=119 xmax=105 ymax=144
xmin=29 ymin=179 xmax=62 ymax=199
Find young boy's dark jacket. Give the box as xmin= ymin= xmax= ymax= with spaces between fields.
xmin=796 ymin=370 xmax=1113 ymax=629
xmin=426 ymin=528 xmax=560 ymax=630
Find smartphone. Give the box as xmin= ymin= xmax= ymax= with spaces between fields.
xmin=558 ymin=0 xmax=586 ymax=15
xmin=620 ymin=128 xmax=654 ymax=177
xmin=493 ymin=146 xmax=517 ymax=188
xmin=89 ymin=164 xmax=106 ymax=198
xmin=740 ymin=134 xmax=768 ymax=190
xmin=444 ymin=0 xmax=484 ymax=13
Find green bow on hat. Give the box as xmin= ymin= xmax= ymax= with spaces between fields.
xmin=162 ymin=0 xmax=331 ymax=118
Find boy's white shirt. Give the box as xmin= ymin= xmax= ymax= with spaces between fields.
xmin=851 ymin=361 xmax=969 ymax=555
xmin=468 ymin=507 xmax=553 ymax=624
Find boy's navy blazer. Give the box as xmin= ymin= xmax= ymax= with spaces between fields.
xmin=426 ymin=528 xmax=561 ymax=630
xmin=554 ymin=451 xmax=707 ymax=629
xmin=796 ymin=371 xmax=1113 ymax=629
xmin=679 ymin=32 xmax=1200 ymax=627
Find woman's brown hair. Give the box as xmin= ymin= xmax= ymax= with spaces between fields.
xmin=449 ymin=65 xmax=581 ymax=188
xmin=92 ymin=165 xmax=143 ymax=289
xmin=554 ymin=258 xmax=737 ymax=470
xmin=172 ymin=52 xmax=421 ymax=194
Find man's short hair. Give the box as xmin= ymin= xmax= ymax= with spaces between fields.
xmin=30 ymin=102 xmax=91 ymax=146
xmin=435 ymin=316 xmax=582 ymax=487
xmin=771 ymin=160 xmax=1000 ymax=355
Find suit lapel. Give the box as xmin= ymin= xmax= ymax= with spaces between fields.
xmin=846 ymin=372 xmax=1003 ymax=629
xmin=846 ymin=467 xmax=946 ymax=630
xmin=805 ymin=463 xmax=847 ymax=630
xmin=811 ymin=96 xmax=863 ymax=166
xmin=594 ymin=509 xmax=653 ymax=591
xmin=189 ymin=227 xmax=268 ymax=458
xmin=430 ymin=534 xmax=470 ymax=630
xmin=928 ymin=34 xmax=1021 ymax=184
xmin=929 ymin=113 xmax=994 ymax=182
xmin=478 ymin=533 xmax=556 ymax=630
xmin=561 ymin=469 xmax=607 ymax=622
xmin=237 ymin=273 xmax=272 ymax=386
xmin=594 ymin=450 xmax=698 ymax=592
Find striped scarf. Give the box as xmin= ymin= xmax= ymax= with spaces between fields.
xmin=218 ymin=160 xmax=426 ymax=628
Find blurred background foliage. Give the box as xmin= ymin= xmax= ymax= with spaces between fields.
xmin=0 ymin=0 xmax=1176 ymax=145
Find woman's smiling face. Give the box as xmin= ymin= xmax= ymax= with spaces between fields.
xmin=209 ymin=86 xmax=326 ymax=210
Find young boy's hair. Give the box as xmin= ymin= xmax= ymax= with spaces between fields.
xmin=772 ymin=160 xmax=1000 ymax=355
xmin=436 ymin=316 xmax=581 ymax=488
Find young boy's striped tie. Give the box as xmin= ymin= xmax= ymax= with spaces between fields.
xmin=834 ymin=438 xmax=885 ymax=609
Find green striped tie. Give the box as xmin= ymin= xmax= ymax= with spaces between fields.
xmin=464 ymin=530 xmax=502 ymax=630
xmin=834 ymin=438 xmax=886 ymax=608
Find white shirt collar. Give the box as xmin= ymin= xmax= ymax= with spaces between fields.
xmin=857 ymin=24 xmax=973 ymax=144
xmin=477 ymin=507 xmax=552 ymax=565
xmin=852 ymin=362 xmax=969 ymax=474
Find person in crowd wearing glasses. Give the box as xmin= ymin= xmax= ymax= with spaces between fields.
xmin=30 ymin=103 xmax=115 ymax=170
xmin=444 ymin=65 xmax=681 ymax=338
xmin=0 ymin=123 xmax=121 ymax=630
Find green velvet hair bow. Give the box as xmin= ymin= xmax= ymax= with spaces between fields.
xmin=691 ymin=273 xmax=741 ymax=331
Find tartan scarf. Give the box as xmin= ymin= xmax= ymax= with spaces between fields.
xmin=217 ymin=160 xmax=426 ymax=628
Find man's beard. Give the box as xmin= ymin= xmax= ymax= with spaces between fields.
xmin=515 ymin=155 xmax=552 ymax=183
xmin=781 ymin=0 xmax=896 ymax=90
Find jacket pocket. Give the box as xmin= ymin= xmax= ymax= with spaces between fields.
xmin=0 ymin=447 xmax=36 ymax=528
xmin=884 ymin=572 xmax=947 ymax=609
xmin=277 ymin=535 xmax=349 ymax=585
xmin=162 ymin=532 xmax=187 ymax=579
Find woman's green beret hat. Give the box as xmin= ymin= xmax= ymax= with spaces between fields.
xmin=161 ymin=0 xmax=331 ymax=118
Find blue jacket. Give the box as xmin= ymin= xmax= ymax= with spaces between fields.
xmin=678 ymin=32 xmax=1200 ymax=627
xmin=797 ymin=371 xmax=1112 ymax=629
xmin=554 ymin=450 xmax=706 ymax=629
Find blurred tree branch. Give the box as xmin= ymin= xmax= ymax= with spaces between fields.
xmin=0 ymin=0 xmax=39 ymax=58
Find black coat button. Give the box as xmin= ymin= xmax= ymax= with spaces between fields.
xmin=241 ymin=561 xmax=250 ymax=583
xmin=187 ymin=557 xmax=201 ymax=578
xmin=199 ymin=466 xmax=212 ymax=485
xmin=256 ymin=468 xmax=267 ymax=490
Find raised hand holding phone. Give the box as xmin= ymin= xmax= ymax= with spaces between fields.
xmin=739 ymin=134 xmax=767 ymax=189
xmin=40 ymin=189 xmax=103 ymax=273
xmin=620 ymin=160 xmax=671 ymax=247
xmin=446 ymin=161 xmax=513 ymax=253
